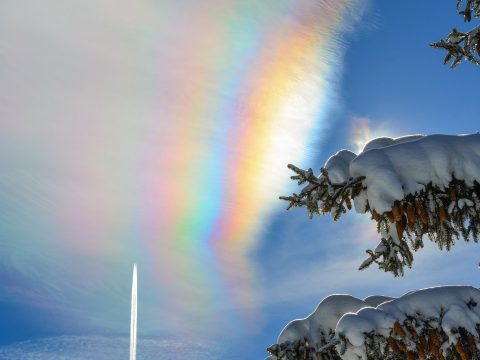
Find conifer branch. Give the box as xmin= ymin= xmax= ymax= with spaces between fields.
xmin=282 ymin=161 xmax=480 ymax=276
xmin=360 ymin=178 xmax=480 ymax=276
xmin=280 ymin=165 xmax=365 ymax=220
xmin=268 ymin=316 xmax=480 ymax=360
xmin=431 ymin=1 xmax=480 ymax=68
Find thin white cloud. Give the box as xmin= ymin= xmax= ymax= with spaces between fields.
xmin=0 ymin=336 xmax=220 ymax=360
xmin=258 ymin=211 xmax=480 ymax=311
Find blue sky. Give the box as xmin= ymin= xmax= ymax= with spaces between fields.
xmin=1 ymin=1 xmax=479 ymax=359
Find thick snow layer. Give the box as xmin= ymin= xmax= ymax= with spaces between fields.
xmin=324 ymin=150 xmax=357 ymax=184
xmin=362 ymin=135 xmax=425 ymax=152
xmin=323 ymin=135 xmax=425 ymax=184
xmin=336 ymin=286 xmax=480 ymax=360
xmin=362 ymin=295 xmax=394 ymax=307
xmin=277 ymin=294 xmax=368 ymax=349
xmin=324 ymin=134 xmax=480 ymax=213
xmin=338 ymin=306 xmax=396 ymax=345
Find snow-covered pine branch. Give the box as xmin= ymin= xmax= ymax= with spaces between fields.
xmin=279 ymin=164 xmax=364 ymax=221
xmin=280 ymin=134 xmax=480 ymax=276
xmin=267 ymin=294 xmax=374 ymax=360
xmin=267 ymin=286 xmax=480 ymax=360
xmin=430 ymin=1 xmax=480 ymax=68
xmin=430 ymin=26 xmax=480 ymax=68
xmin=457 ymin=0 xmax=480 ymax=22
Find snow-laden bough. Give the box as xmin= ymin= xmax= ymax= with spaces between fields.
xmin=281 ymin=134 xmax=480 ymax=276
xmin=430 ymin=1 xmax=480 ymax=68
xmin=267 ymin=286 xmax=480 ymax=360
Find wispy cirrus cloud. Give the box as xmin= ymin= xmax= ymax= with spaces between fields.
xmin=0 ymin=336 xmax=221 ymax=360
xmin=256 ymin=209 xmax=480 ymax=310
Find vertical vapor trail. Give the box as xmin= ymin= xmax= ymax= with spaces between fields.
xmin=130 ymin=264 xmax=137 ymax=360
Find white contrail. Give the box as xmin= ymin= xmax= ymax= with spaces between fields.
xmin=129 ymin=263 xmax=137 ymax=360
